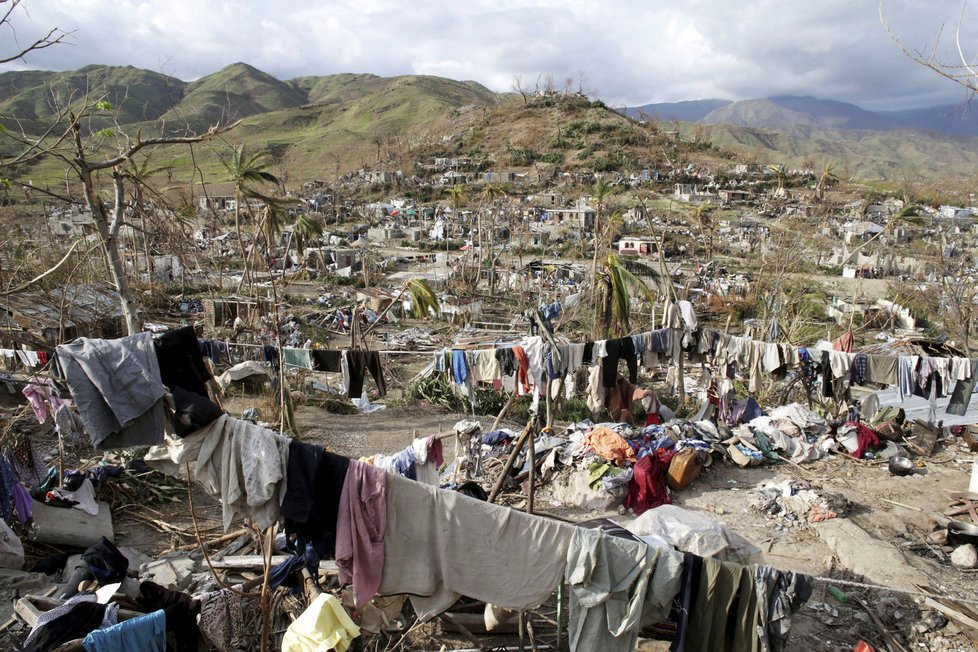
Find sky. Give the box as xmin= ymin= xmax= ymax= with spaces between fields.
xmin=3 ymin=0 xmax=978 ymax=110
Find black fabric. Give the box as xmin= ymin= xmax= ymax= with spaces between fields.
xmin=312 ymin=349 xmax=342 ymax=372
xmin=495 ymin=348 xmax=516 ymax=376
xmin=137 ymin=581 xmax=199 ymax=652
xmin=284 ymin=451 xmax=350 ymax=558
xmin=819 ymin=351 xmax=834 ymax=399
xmin=263 ymin=345 xmax=279 ymax=364
xmin=670 ymin=551 xmax=703 ymax=652
xmin=346 ymin=350 xmax=386 ymax=399
xmin=154 ymin=326 xmax=212 ymax=397
xmin=576 ymin=517 xmax=642 ymax=542
xmin=583 ymin=341 xmax=594 ymax=365
xmin=171 ymin=386 xmax=224 ymax=437
xmin=601 ymin=337 xmax=638 ymax=388
xmin=23 ymin=601 xmax=107 ymax=652
xmin=281 ymin=440 xmax=325 ymax=524
xmin=81 ymin=537 xmax=128 ymax=585
xmin=455 ymin=480 xmax=488 ymax=501
xmin=30 ymin=552 xmax=73 ymax=576
xmin=948 ymin=359 xmax=978 ymax=416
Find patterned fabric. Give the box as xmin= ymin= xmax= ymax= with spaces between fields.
xmin=850 ymin=353 xmax=867 ymax=385
xmin=197 ymin=588 xmax=242 ymax=652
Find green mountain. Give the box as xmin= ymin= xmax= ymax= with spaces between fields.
xmin=0 ymin=65 xmax=183 ymax=131
xmin=161 ymin=62 xmax=306 ymax=130
xmin=4 ymin=62 xmax=978 ymax=185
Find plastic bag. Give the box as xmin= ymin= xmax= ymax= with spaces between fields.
xmin=625 ymin=504 xmax=761 ymax=564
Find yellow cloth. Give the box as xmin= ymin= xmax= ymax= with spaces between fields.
xmin=282 ymin=593 xmax=360 ymax=652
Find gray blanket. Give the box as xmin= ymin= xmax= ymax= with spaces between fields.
xmin=57 ymin=332 xmax=167 ymax=450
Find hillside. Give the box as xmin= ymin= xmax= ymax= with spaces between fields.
xmin=618 ymin=99 xmax=731 ymax=123
xmin=621 ymin=94 xmax=978 ymax=136
xmin=684 ymin=121 xmax=978 ymax=180
xmin=3 ymin=63 xmax=978 ymax=186
xmin=701 ymin=96 xmax=897 ymax=131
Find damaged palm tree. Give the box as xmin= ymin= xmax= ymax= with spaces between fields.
xmin=220 ymin=144 xmax=283 ymax=291
xmin=596 ymin=252 xmax=656 ymax=338
xmin=361 ymin=277 xmax=440 ymax=339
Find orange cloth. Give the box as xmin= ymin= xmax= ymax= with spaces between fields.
xmin=512 ymin=346 xmax=531 ymax=394
xmin=584 ymin=426 xmax=636 ymax=466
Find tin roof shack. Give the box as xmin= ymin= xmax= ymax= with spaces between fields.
xmin=1 ymin=285 xmax=125 ymax=345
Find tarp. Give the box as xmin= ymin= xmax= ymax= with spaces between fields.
xmin=867 ymin=385 xmax=978 ymax=426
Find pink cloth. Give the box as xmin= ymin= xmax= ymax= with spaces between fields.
xmin=428 ymin=437 xmax=444 ymax=469
xmin=21 ymin=377 xmax=65 ymax=424
xmin=336 ymin=460 xmax=388 ymax=608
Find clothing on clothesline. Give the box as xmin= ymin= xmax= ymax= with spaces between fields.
xmin=346 ymin=350 xmax=387 ymax=399
xmin=154 ymin=326 xmax=212 ymax=397
xmin=57 ymin=332 xmax=167 ymax=451
xmin=378 ymin=472 xmax=576 ymax=621
xmin=336 ymin=460 xmax=387 ymax=608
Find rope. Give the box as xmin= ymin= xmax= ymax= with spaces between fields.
xmin=810 ymin=575 xmax=978 ymax=607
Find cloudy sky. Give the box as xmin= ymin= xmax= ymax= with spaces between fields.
xmin=3 ymin=0 xmax=977 ymax=110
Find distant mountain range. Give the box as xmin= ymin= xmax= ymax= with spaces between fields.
xmin=4 ymin=62 xmax=978 ymax=183
xmin=618 ymin=95 xmax=978 ymax=136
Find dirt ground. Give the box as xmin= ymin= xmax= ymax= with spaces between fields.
xmin=7 ymin=392 xmax=978 ymax=651
xmin=283 ymin=401 xmax=978 ymax=651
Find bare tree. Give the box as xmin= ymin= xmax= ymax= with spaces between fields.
xmin=511 ymin=75 xmax=530 ymax=105
xmin=880 ymin=0 xmax=978 ymax=96
xmin=0 ymin=0 xmax=71 ymax=65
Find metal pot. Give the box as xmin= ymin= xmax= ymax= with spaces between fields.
xmin=888 ymin=456 xmax=915 ymax=476
xmin=948 ymin=520 xmax=978 ymax=546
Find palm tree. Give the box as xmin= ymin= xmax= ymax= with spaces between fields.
xmin=220 ymin=144 xmax=282 ymax=288
xmin=844 ymin=204 xmax=920 ymax=265
xmin=815 ymin=162 xmax=839 ymax=201
xmin=362 ymin=278 xmax=440 ymax=338
xmin=596 ymin=252 xmax=655 ymax=337
xmin=279 ymin=213 xmax=324 ymax=274
xmin=589 ymin=178 xmax=617 ymax=319
xmin=480 ymin=182 xmax=507 ymax=290
xmin=767 ymin=163 xmax=788 ymax=196
xmin=122 ymin=156 xmax=171 ymax=287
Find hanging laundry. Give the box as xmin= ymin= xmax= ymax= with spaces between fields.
xmin=336 ymin=460 xmax=387 ymax=608
xmin=197 ymin=588 xmax=243 ymax=652
xmin=565 ymin=527 xmax=656 ymax=652
xmin=282 ymin=347 xmax=314 ymax=370
xmin=378 ymin=473 xmax=575 ymax=621
xmin=81 ymin=608 xmax=166 ymax=652
xmin=282 ymin=441 xmax=349 ymax=558
xmin=146 ymin=414 xmax=289 ymax=531
xmin=346 ymin=350 xmax=387 ymax=399
xmin=754 ymin=565 xmax=814 ymax=652
xmin=22 ymin=376 xmax=65 ymax=424
xmin=153 ymin=326 xmax=212 ymax=397
xmin=58 ymin=332 xmax=168 ymax=450
xmin=450 ymin=349 xmax=469 ymax=385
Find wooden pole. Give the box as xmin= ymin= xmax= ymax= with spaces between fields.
xmin=487 ymin=420 xmax=534 ymax=504
xmin=490 ymin=391 xmax=516 ymax=432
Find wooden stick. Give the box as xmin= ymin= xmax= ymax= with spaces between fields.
xmin=881 ymin=498 xmax=923 ymax=512
xmin=440 ymin=613 xmax=488 ymax=651
xmin=488 ymin=420 xmax=535 ymax=504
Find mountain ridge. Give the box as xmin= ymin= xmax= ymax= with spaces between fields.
xmin=619 ymin=94 xmax=978 ymax=136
